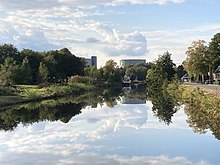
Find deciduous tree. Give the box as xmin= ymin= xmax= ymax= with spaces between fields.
xmin=184 ymin=40 xmax=208 ymax=83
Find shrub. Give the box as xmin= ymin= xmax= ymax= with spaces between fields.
xmin=68 ymin=76 xmax=94 ymax=85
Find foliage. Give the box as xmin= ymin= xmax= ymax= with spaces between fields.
xmin=16 ymin=57 xmax=33 ymax=84
xmin=208 ymin=33 xmax=220 ymax=71
xmin=0 ymin=57 xmax=19 ymax=86
xmin=102 ymin=60 xmax=122 ymax=83
xmin=0 ymin=44 xmax=85 ymax=86
xmin=0 ymin=96 xmax=86 ymax=131
xmin=43 ymin=48 xmax=85 ymax=82
xmin=147 ymin=79 xmax=181 ymax=125
xmin=146 ymin=51 xmax=180 ymax=125
xmin=176 ymin=65 xmax=187 ymax=79
xmin=84 ymin=66 xmax=100 ymax=79
xmin=68 ymin=75 xmax=94 ymax=85
xmin=0 ymin=85 xmax=123 ymax=131
xmin=21 ymin=49 xmax=43 ymax=84
xmin=156 ymin=51 xmax=176 ymax=81
xmin=125 ymin=63 xmax=152 ymax=81
xmin=0 ymin=44 xmax=22 ymax=64
xmin=182 ymin=87 xmax=220 ymax=140
xmin=38 ymin=62 xmax=49 ymax=84
xmin=146 ymin=51 xmax=175 ymax=89
xmin=184 ymin=40 xmax=208 ymax=82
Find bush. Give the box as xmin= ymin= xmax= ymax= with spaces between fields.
xmin=68 ymin=76 xmax=94 ymax=85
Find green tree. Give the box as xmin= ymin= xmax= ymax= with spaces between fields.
xmin=103 ymin=60 xmax=121 ymax=83
xmin=21 ymin=49 xmax=43 ymax=84
xmin=208 ymin=33 xmax=220 ymax=79
xmin=0 ymin=44 xmax=22 ymax=64
xmin=156 ymin=51 xmax=176 ymax=81
xmin=146 ymin=51 xmax=175 ymax=88
xmin=184 ymin=40 xmax=208 ymax=83
xmin=84 ymin=66 xmax=100 ymax=78
xmin=43 ymin=48 xmax=85 ymax=83
xmin=176 ymin=64 xmax=187 ymax=79
xmin=0 ymin=57 xmax=19 ymax=86
xmin=38 ymin=62 xmax=49 ymax=84
xmin=125 ymin=63 xmax=152 ymax=81
xmin=18 ymin=57 xmax=33 ymax=84
xmin=146 ymin=67 xmax=166 ymax=89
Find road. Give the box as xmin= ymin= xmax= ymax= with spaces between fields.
xmin=183 ymin=82 xmax=220 ymax=91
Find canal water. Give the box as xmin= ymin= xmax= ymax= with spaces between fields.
xmin=0 ymin=87 xmax=219 ymax=165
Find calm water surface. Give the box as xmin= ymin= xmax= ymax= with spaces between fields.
xmin=0 ymin=89 xmax=219 ymax=165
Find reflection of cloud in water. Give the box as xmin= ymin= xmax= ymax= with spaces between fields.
xmin=87 ymin=118 xmax=100 ymax=123
xmin=0 ymin=152 xmax=212 ymax=165
xmin=0 ymin=103 xmax=219 ymax=165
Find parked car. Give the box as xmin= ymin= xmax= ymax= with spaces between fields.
xmin=205 ymin=80 xmax=214 ymax=84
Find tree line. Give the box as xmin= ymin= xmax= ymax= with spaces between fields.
xmin=0 ymin=44 xmax=155 ymax=86
xmin=0 ymin=44 xmax=84 ymax=85
xmin=183 ymin=33 xmax=220 ymax=83
xmin=0 ymin=43 xmax=187 ymax=87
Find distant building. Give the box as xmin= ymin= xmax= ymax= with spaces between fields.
xmin=181 ymin=73 xmax=190 ymax=82
xmin=214 ymin=66 xmax=220 ymax=81
xmin=85 ymin=56 xmax=97 ymax=68
xmin=120 ymin=59 xmax=146 ymax=68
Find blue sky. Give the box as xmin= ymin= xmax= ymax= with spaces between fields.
xmin=0 ymin=0 xmax=220 ymax=66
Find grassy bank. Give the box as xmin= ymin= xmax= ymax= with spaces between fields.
xmin=0 ymin=83 xmax=95 ymax=107
xmin=182 ymin=83 xmax=220 ymax=97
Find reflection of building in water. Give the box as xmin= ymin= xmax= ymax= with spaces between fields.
xmin=121 ymin=96 xmax=146 ymax=104
xmin=120 ymin=59 xmax=146 ymax=68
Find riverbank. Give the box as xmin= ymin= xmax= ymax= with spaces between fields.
xmin=0 ymin=83 xmax=95 ymax=108
xmin=182 ymin=82 xmax=220 ymax=97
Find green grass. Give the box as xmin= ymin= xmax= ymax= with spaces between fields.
xmin=0 ymin=83 xmax=95 ymax=106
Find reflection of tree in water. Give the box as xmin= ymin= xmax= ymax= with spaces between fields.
xmin=0 ymin=87 xmax=123 ymax=132
xmin=0 ymin=100 xmax=85 ymax=131
xmin=183 ymin=88 xmax=220 ymax=140
xmin=99 ymin=87 xmax=122 ymax=108
xmin=127 ymin=84 xmax=147 ymax=100
xmin=147 ymin=82 xmax=180 ymax=125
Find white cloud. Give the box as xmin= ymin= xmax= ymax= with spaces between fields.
xmin=87 ymin=22 xmax=147 ymax=58
xmin=0 ymin=0 xmax=186 ymax=10
xmin=0 ymin=0 xmax=219 ymax=67
xmin=0 ymin=103 xmax=218 ymax=165
xmin=0 ymin=152 xmax=212 ymax=165
xmin=142 ymin=23 xmax=220 ymax=64
xmin=0 ymin=20 xmax=57 ymax=51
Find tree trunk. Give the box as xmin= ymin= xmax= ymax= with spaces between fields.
xmin=202 ymin=74 xmax=205 ymax=84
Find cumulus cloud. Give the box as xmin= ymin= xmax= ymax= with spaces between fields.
xmin=86 ymin=37 xmax=101 ymax=43
xmin=87 ymin=22 xmax=147 ymax=57
xmin=142 ymin=23 xmax=220 ymax=64
xmin=0 ymin=0 xmax=186 ymax=10
xmin=0 ymin=0 xmax=59 ymax=10
xmin=0 ymin=103 xmax=218 ymax=165
xmin=0 ymin=21 xmax=57 ymax=51
xmin=0 ymin=152 xmax=213 ymax=165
